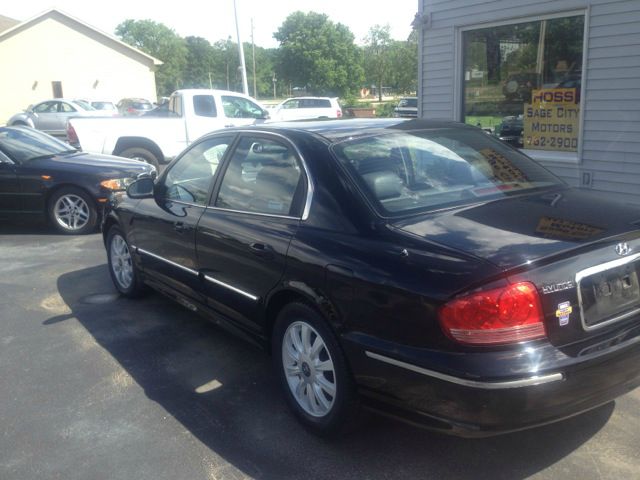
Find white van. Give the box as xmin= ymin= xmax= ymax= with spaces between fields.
xmin=271 ymin=97 xmax=342 ymax=121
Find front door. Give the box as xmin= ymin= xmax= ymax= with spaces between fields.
xmin=31 ymin=101 xmax=61 ymax=134
xmin=196 ymin=134 xmax=307 ymax=332
xmin=0 ymin=154 xmax=20 ymax=215
xmin=220 ymin=94 xmax=266 ymax=127
xmin=131 ymin=135 xmax=235 ymax=302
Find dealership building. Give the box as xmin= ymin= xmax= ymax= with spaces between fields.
xmin=416 ymin=0 xmax=640 ymax=205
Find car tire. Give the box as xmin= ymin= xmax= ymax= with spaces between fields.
xmin=106 ymin=226 xmax=146 ymax=297
xmin=118 ymin=147 xmax=160 ymax=169
xmin=47 ymin=186 xmax=98 ymax=235
xmin=272 ymin=302 xmax=360 ymax=437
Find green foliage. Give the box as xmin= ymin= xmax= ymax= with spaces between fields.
xmin=115 ymin=19 xmax=187 ymax=97
xmin=184 ymin=36 xmax=217 ymax=88
xmin=274 ymin=11 xmax=364 ymax=97
xmin=388 ymin=30 xmax=418 ymax=94
xmin=363 ymin=25 xmax=392 ymax=101
xmin=113 ymin=12 xmax=417 ymax=103
xmin=362 ymin=27 xmax=417 ymax=97
xmin=375 ymin=102 xmax=396 ymax=117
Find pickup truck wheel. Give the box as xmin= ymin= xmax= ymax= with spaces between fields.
xmin=118 ymin=147 xmax=160 ymax=169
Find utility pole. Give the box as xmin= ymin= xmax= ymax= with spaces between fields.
xmin=272 ymin=73 xmax=277 ymax=99
xmin=233 ymin=0 xmax=249 ymax=95
xmin=251 ymin=18 xmax=257 ymax=99
xmin=208 ymin=72 xmax=213 ymax=90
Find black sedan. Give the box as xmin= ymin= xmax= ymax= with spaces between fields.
xmin=102 ymin=119 xmax=640 ymax=437
xmin=0 ymin=126 xmax=154 ymax=234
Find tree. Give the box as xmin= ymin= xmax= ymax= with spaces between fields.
xmin=388 ymin=30 xmax=418 ymax=95
xmin=183 ymin=36 xmax=217 ymax=88
xmin=115 ymin=19 xmax=187 ymax=97
xmin=274 ymin=11 xmax=363 ymax=97
xmin=364 ymin=25 xmax=392 ymax=101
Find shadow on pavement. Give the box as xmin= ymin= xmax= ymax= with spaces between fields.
xmin=49 ymin=264 xmax=614 ymax=480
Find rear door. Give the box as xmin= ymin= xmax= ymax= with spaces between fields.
xmin=55 ymin=102 xmax=79 ymax=135
xmin=130 ymin=134 xmax=235 ymax=302
xmin=195 ymin=133 xmax=307 ymax=332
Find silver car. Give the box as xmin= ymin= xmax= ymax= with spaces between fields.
xmin=7 ymin=99 xmax=103 ymax=137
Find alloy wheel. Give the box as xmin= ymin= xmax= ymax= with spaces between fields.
xmin=110 ymin=234 xmax=133 ymax=289
xmin=54 ymin=194 xmax=90 ymax=231
xmin=282 ymin=320 xmax=337 ymax=417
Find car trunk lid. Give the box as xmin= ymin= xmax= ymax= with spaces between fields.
xmin=392 ymin=188 xmax=640 ymax=347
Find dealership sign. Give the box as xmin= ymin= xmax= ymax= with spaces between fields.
xmin=523 ymin=88 xmax=580 ymax=152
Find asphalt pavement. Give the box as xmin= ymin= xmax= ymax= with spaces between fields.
xmin=1 ymin=222 xmax=639 ymax=480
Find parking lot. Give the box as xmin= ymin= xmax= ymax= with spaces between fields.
xmin=1 ymin=223 xmax=639 ymax=480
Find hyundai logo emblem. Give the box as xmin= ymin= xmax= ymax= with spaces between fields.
xmin=615 ymin=242 xmax=631 ymax=256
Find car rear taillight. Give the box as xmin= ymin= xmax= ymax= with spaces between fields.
xmin=127 ymin=107 xmax=135 ymax=113
xmin=439 ymin=282 xmax=546 ymax=345
xmin=337 ymin=109 xmax=342 ymax=118
xmin=66 ymin=123 xmax=79 ymax=145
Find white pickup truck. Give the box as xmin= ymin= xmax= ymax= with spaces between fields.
xmin=67 ymin=89 xmax=269 ymax=167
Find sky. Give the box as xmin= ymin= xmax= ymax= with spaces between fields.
xmin=2 ymin=1 xmax=417 ymax=48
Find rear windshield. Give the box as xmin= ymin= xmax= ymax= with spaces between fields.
xmin=133 ymin=102 xmax=152 ymax=110
xmin=398 ymin=98 xmax=417 ymax=108
xmin=92 ymin=102 xmax=116 ymax=110
xmin=332 ymin=128 xmax=563 ymax=217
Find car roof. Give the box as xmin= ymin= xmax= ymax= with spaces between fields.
xmin=283 ymin=96 xmax=333 ymax=101
xmin=34 ymin=98 xmax=78 ymax=104
xmin=229 ymin=118 xmax=470 ymax=144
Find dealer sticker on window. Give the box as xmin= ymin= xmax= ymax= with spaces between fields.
xmin=556 ymin=301 xmax=573 ymax=326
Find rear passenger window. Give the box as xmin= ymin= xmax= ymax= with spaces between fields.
xmin=194 ymin=95 xmax=217 ymax=117
xmin=315 ymin=99 xmax=331 ymax=108
xmin=214 ymin=136 xmax=304 ymax=216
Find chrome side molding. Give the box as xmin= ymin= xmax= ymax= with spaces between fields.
xmin=365 ymin=351 xmax=564 ymax=390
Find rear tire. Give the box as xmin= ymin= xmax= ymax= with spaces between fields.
xmin=272 ymin=302 xmax=360 ymax=437
xmin=106 ymin=226 xmax=146 ymax=297
xmin=118 ymin=147 xmax=160 ymax=170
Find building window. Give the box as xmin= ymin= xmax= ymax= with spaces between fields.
xmin=462 ymin=15 xmax=584 ymax=152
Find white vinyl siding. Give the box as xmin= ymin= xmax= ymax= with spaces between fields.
xmin=420 ymin=0 xmax=640 ymax=205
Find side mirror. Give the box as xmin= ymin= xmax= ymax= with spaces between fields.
xmin=261 ymin=109 xmax=270 ymax=120
xmin=126 ymin=176 xmax=155 ymax=199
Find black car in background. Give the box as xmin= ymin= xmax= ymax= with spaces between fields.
xmin=393 ymin=97 xmax=418 ymax=118
xmin=103 ymin=119 xmax=640 ymax=437
xmin=495 ymin=115 xmax=524 ymax=148
xmin=0 ymin=126 xmax=154 ymax=234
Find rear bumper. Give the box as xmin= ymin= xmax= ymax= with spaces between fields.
xmin=342 ymin=330 xmax=640 ymax=437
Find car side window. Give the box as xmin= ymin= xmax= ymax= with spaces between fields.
xmin=169 ymin=95 xmax=183 ymax=117
xmin=59 ymin=102 xmax=76 ymax=113
xmin=33 ymin=102 xmax=57 ymax=113
xmin=221 ymin=96 xmax=264 ymax=119
xmin=193 ymin=95 xmax=217 ymax=117
xmin=214 ymin=136 xmax=303 ymax=216
xmin=163 ymin=136 xmax=233 ymax=205
xmin=283 ymin=99 xmax=299 ymax=109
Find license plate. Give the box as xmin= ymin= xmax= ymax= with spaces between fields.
xmin=578 ymin=258 xmax=640 ymax=329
